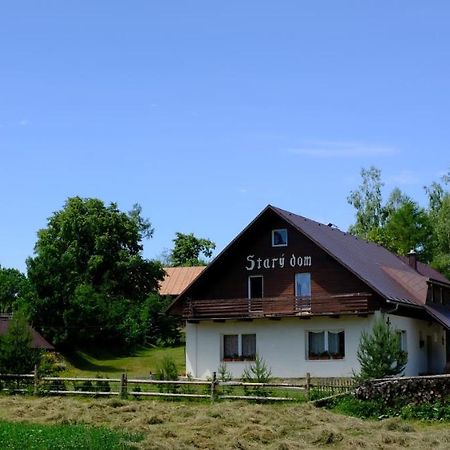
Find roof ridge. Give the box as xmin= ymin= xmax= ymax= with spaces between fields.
xmin=272 ymin=206 xmax=431 ymax=273
xmin=271 ymin=205 xmax=428 ymax=305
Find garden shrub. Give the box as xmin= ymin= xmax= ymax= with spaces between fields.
xmin=74 ymin=380 xmax=94 ymax=393
xmin=241 ymin=355 xmax=272 ymax=397
xmin=217 ymin=363 xmax=232 ymax=396
xmin=132 ymin=384 xmax=142 ymax=399
xmin=156 ymin=355 xmax=178 ymax=394
xmin=330 ymin=395 xmax=450 ymax=422
xmin=355 ymin=316 xmax=407 ymax=380
xmin=400 ymin=402 xmax=450 ymax=421
xmin=332 ymin=396 xmax=396 ymax=419
xmin=95 ymin=377 xmax=111 ymax=394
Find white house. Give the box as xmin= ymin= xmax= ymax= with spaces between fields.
xmin=169 ymin=205 xmax=450 ymax=379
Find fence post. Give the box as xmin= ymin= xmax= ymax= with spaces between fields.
xmin=210 ymin=371 xmax=217 ymax=403
xmin=120 ymin=373 xmax=128 ymax=398
xmin=33 ymin=364 xmax=39 ymax=396
xmin=306 ymin=372 xmax=311 ymax=399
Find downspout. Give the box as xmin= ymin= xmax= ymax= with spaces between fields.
xmin=383 ymin=299 xmax=400 ymax=315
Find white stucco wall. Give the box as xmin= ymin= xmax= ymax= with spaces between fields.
xmin=388 ymin=314 xmax=446 ymax=376
xmin=186 ymin=313 xmax=447 ymax=379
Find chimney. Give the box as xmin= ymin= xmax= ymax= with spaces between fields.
xmin=407 ymin=249 xmax=417 ymax=270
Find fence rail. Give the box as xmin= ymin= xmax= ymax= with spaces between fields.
xmin=0 ymin=371 xmax=357 ymax=402
xmin=4 ymin=372 xmax=449 ymax=404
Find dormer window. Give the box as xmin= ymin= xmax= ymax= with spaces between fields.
xmin=272 ymin=228 xmax=288 ymax=247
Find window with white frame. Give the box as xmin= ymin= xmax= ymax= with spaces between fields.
xmin=272 ymin=229 xmax=288 ymax=247
xmin=222 ymin=334 xmax=256 ymax=361
xmin=307 ymin=330 xmax=345 ymax=360
xmin=397 ymin=330 xmax=407 ymax=352
xmin=295 ymin=273 xmax=311 ymax=297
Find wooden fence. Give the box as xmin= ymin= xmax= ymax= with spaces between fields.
xmin=0 ymin=372 xmax=357 ymax=402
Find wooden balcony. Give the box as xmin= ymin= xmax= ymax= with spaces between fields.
xmin=183 ymin=293 xmax=371 ymax=320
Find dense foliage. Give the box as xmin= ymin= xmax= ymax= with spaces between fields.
xmin=141 ymin=294 xmax=181 ymax=346
xmin=356 ymin=316 xmax=407 ymax=380
xmin=170 ymin=232 xmax=215 ymax=266
xmin=26 ymin=197 xmax=165 ymax=348
xmin=330 ymin=395 xmax=450 ymax=422
xmin=348 ymin=167 xmax=450 ymax=278
xmin=0 ymin=310 xmax=41 ymax=374
xmin=0 ymin=266 xmax=34 ymax=314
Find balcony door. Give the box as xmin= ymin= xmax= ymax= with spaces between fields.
xmin=295 ymin=273 xmax=311 ymax=311
xmin=248 ymin=275 xmax=263 ymax=299
xmin=295 ymin=273 xmax=311 ymax=297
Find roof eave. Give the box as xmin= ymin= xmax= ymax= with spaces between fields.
xmin=167 ymin=205 xmax=277 ymax=313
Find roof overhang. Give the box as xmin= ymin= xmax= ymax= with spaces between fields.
xmin=424 ymin=304 xmax=450 ymax=331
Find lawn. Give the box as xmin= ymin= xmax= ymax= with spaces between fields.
xmin=61 ymin=345 xmax=185 ymax=378
xmin=1 ymin=396 xmax=450 ymax=449
xmin=0 ymin=420 xmax=142 ymax=450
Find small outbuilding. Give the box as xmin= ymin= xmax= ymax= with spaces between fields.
xmin=0 ymin=314 xmax=54 ymax=350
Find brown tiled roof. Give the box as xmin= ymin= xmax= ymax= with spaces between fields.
xmin=170 ymin=205 xmax=449 ymax=311
xmin=159 ymin=266 xmax=206 ymax=296
xmin=399 ymin=257 xmax=449 ymax=284
xmin=273 ymin=206 xmax=449 ymax=306
xmin=0 ymin=317 xmax=54 ymax=350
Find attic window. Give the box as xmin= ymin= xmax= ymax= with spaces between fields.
xmin=272 ymin=229 xmax=288 ymax=247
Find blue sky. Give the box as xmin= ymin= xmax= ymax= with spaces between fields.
xmin=1 ymin=1 xmax=449 ymax=272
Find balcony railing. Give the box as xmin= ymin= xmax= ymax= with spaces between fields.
xmin=183 ymin=293 xmax=371 ymax=320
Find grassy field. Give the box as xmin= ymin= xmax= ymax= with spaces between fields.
xmin=1 ymin=396 xmax=450 ymax=449
xmin=61 ymin=345 xmax=185 ymax=378
xmin=0 ymin=420 xmax=142 ymax=449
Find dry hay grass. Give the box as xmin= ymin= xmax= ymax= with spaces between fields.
xmin=1 ymin=396 xmax=450 ymax=449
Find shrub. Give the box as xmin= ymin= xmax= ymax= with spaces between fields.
xmin=181 ymin=372 xmax=194 ymax=395
xmin=309 ymin=388 xmax=335 ymax=401
xmin=0 ymin=310 xmax=41 ymax=375
xmin=217 ymin=363 xmax=232 ymax=396
xmin=132 ymin=384 xmax=142 ymax=399
xmin=356 ymin=316 xmax=407 ymax=380
xmin=217 ymin=363 xmax=232 ymax=382
xmin=330 ymin=395 xmax=450 ymax=422
xmin=156 ymin=356 xmax=179 ymax=381
xmin=332 ymin=396 xmax=393 ymax=419
xmin=95 ymin=377 xmax=111 ymax=394
xmin=242 ymin=355 xmax=272 ymax=383
xmin=241 ymin=355 xmax=272 ymax=397
xmin=74 ymin=380 xmax=94 ymax=393
xmin=156 ymin=355 xmax=178 ymax=394
xmin=38 ymin=352 xmax=65 ymax=377
xmin=400 ymin=402 xmax=450 ymax=421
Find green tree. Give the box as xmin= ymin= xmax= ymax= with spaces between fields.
xmin=26 ymin=197 xmax=164 ymax=347
xmin=141 ymin=294 xmax=181 ymax=346
xmin=424 ymin=170 xmax=450 ymax=213
xmin=0 ymin=266 xmax=34 ymax=314
xmin=170 ymin=232 xmax=215 ymax=266
xmin=0 ymin=310 xmax=41 ymax=374
xmin=347 ymin=166 xmax=386 ymax=239
xmin=383 ymin=200 xmax=433 ymax=260
xmin=356 ymin=316 xmax=408 ymax=380
xmin=348 ymin=168 xmax=433 ymax=263
xmin=423 ymin=171 xmax=450 ymax=278
xmin=430 ymin=194 xmax=450 ymax=278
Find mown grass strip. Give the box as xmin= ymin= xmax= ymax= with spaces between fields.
xmin=0 ymin=420 xmax=142 ymax=449
xmin=62 ymin=344 xmax=185 ymax=378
